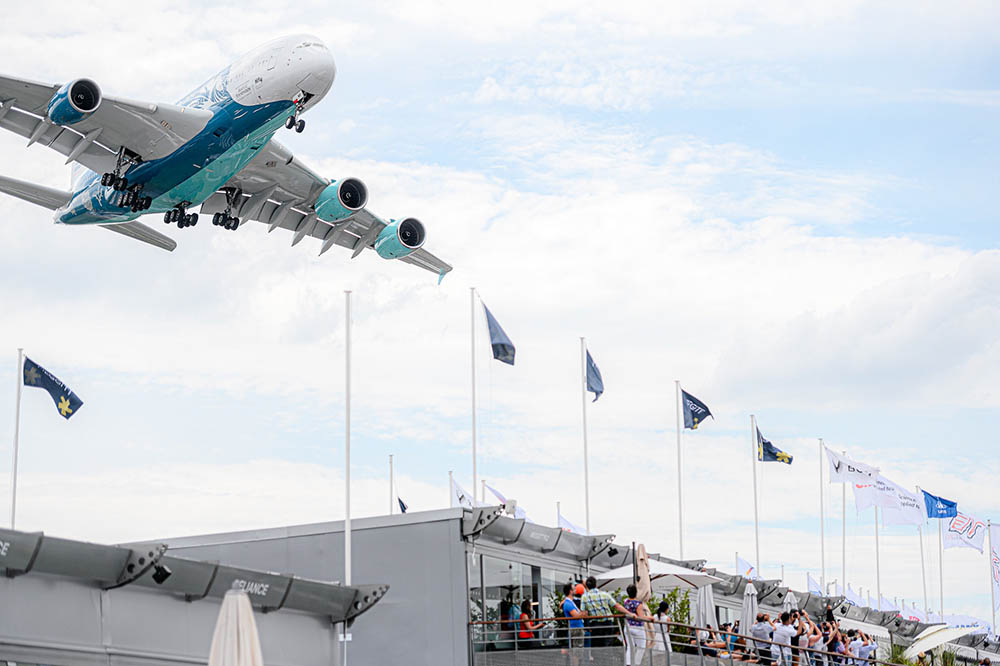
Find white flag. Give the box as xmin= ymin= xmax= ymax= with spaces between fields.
xmin=557 ymin=509 xmax=588 ymax=535
xmin=853 ymin=475 xmax=903 ymax=512
xmin=484 ymin=483 xmax=531 ymax=521
xmin=807 ymin=572 xmax=822 ymax=595
xmin=943 ymin=511 xmax=987 ymax=553
xmin=737 ymin=555 xmax=758 ymax=580
xmin=825 ymin=447 xmax=877 ymax=484
xmin=904 ymin=605 xmax=926 ymax=622
xmin=881 ymin=484 xmax=925 ymax=527
xmin=846 ymin=584 xmax=863 ymax=606
xmin=991 ymin=523 xmax=1000 ymax=611
xmin=880 ymin=595 xmax=899 ymax=612
xmin=451 ymin=478 xmax=475 ymax=509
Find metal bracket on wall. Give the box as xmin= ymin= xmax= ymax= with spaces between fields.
xmin=462 ymin=506 xmax=504 ymax=538
xmin=104 ymin=543 xmax=167 ymax=590
xmin=588 ymin=534 xmax=615 ymax=560
xmin=3 ymin=530 xmax=44 ymax=578
xmin=185 ymin=562 xmax=220 ymax=602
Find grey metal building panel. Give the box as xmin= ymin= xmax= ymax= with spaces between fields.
xmin=0 ymin=573 xmax=336 ymax=666
xmin=166 ymin=511 xmax=471 ymax=666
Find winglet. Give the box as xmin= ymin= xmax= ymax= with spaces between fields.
xmin=438 ymin=269 xmax=448 ymax=285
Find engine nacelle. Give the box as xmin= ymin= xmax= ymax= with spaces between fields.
xmin=374 ymin=218 xmax=426 ymax=259
xmin=314 ymin=177 xmax=367 ymax=223
xmin=47 ymin=79 xmax=102 ymax=125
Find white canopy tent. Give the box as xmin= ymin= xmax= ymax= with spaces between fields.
xmin=903 ymin=626 xmax=976 ymax=661
xmin=596 ymin=560 xmax=722 ymax=593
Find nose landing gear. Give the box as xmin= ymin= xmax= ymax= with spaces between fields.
xmin=284 ymin=114 xmax=305 ymax=133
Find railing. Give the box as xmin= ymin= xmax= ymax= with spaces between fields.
xmin=469 ymin=616 xmax=901 ymax=666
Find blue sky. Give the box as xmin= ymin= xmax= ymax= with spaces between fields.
xmin=0 ymin=0 xmax=997 ymax=627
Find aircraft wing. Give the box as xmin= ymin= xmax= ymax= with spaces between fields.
xmin=201 ymin=139 xmax=453 ymax=278
xmin=0 ymin=74 xmax=212 ymax=175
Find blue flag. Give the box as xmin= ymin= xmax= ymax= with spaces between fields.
xmin=398 ymin=497 xmax=408 ymax=514
xmin=922 ymin=489 xmax=958 ymax=519
xmin=757 ymin=428 xmax=792 ymax=464
xmin=585 ymin=350 xmax=604 ymax=402
xmin=22 ymin=356 xmax=83 ymax=420
xmin=681 ymin=389 xmax=712 ymax=429
xmin=482 ymin=303 xmax=515 ymax=365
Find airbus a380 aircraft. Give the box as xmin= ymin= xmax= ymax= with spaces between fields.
xmin=0 ymin=35 xmax=452 ymax=278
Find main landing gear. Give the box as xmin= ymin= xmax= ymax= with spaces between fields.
xmin=212 ymin=187 xmax=241 ymax=231
xmin=212 ymin=211 xmax=240 ymax=230
xmin=284 ymin=114 xmax=305 ymax=133
xmin=164 ymin=206 xmax=198 ymax=229
xmin=101 ymin=147 xmax=150 ymax=212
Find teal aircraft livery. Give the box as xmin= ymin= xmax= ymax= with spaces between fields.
xmin=0 ymin=35 xmax=452 ymax=278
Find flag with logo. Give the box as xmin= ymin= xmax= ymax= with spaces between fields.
xmin=681 ymin=389 xmax=712 ymax=429
xmin=853 ymin=475 xmax=903 ymax=512
xmin=756 ymin=427 xmax=792 ymax=464
xmin=736 ymin=555 xmax=758 ymax=580
xmin=485 ymin=483 xmax=531 ymax=521
xmin=824 ymin=447 xmax=877 ymax=484
xmin=557 ymin=508 xmax=588 ymax=535
xmin=22 ymin=356 xmax=83 ymax=420
xmin=991 ymin=523 xmax=1000 ymax=611
xmin=943 ymin=511 xmax=987 ymax=552
xmin=482 ymin=303 xmax=515 ymax=365
xmin=807 ymin=572 xmax=822 ymax=595
xmin=844 ymin=584 xmax=863 ymax=606
xmin=450 ymin=478 xmax=479 ymax=509
xmin=921 ymin=489 xmax=958 ymax=519
xmin=585 ymin=350 xmax=604 ymax=402
xmin=881 ymin=484 xmax=926 ymax=527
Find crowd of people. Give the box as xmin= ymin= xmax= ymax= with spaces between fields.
xmin=493 ymin=584 xmax=887 ymax=666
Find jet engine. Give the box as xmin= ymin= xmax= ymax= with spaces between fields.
xmin=374 ymin=218 xmax=425 ymax=259
xmin=47 ymin=79 xmax=102 ymax=125
xmin=314 ymin=177 xmax=367 ymax=223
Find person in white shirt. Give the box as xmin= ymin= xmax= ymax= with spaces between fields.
xmin=772 ymin=612 xmax=797 ymax=666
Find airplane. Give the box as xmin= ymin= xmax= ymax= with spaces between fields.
xmin=0 ymin=35 xmax=452 ymax=279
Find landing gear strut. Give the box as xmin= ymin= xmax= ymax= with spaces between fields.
xmin=163 ymin=204 xmax=198 ymax=229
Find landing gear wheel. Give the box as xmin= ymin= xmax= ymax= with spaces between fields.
xmin=115 ymin=177 xmax=128 ymax=191
xmin=295 ymin=119 xmax=305 ymax=133
xmin=188 ymin=213 xmax=198 ymax=226
xmin=101 ymin=173 xmax=112 ymax=187
xmin=285 ymin=116 xmax=296 ymax=130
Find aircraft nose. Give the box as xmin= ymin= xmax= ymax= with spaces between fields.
xmin=293 ymin=39 xmax=336 ymax=97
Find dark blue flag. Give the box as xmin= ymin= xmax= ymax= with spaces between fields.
xmin=756 ymin=428 xmax=792 ymax=464
xmin=398 ymin=497 xmax=408 ymax=514
xmin=585 ymin=350 xmax=604 ymax=402
xmin=482 ymin=303 xmax=515 ymax=365
xmin=681 ymin=389 xmax=712 ymax=429
xmin=921 ymin=489 xmax=957 ymax=519
xmin=22 ymin=356 xmax=83 ymax=420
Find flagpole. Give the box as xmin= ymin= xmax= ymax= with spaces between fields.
xmin=938 ymin=518 xmax=945 ymax=620
xmin=343 ymin=290 xmax=352 ymax=666
xmin=989 ymin=519 xmax=996 ymax=637
xmin=470 ymin=287 xmax=478 ymax=503
xmin=842 ymin=450 xmax=847 ymax=597
xmin=819 ymin=438 xmax=826 ymax=594
xmin=482 ymin=479 xmax=487 ymax=505
xmin=10 ymin=347 xmax=22 ymax=530
xmin=918 ymin=524 xmax=929 ymax=617
xmin=875 ymin=505 xmax=882 ymax=610
xmin=389 ymin=454 xmax=394 ymax=515
xmin=448 ymin=470 xmax=454 ymax=507
xmin=750 ymin=414 xmax=760 ymax=577
xmin=675 ymin=380 xmax=684 ymax=559
xmin=556 ymin=501 xmax=560 ymax=527
xmin=580 ymin=337 xmax=590 ymax=535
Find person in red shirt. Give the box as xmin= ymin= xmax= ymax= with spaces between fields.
xmin=518 ymin=603 xmax=545 ymax=650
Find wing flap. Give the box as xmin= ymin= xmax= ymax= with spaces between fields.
xmin=99 ymin=221 xmax=176 ymax=252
